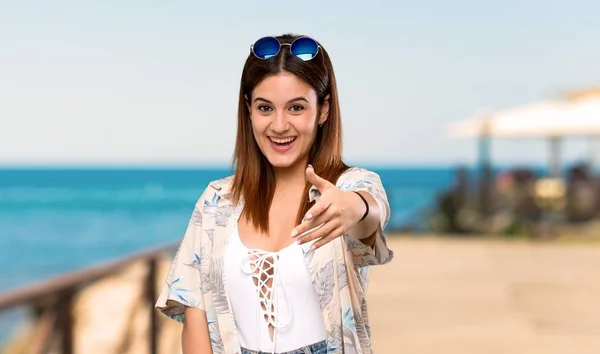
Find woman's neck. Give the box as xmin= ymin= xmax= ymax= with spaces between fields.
xmin=272 ymin=162 xmax=308 ymax=198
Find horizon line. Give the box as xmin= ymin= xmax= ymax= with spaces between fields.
xmin=0 ymin=162 xmax=559 ymax=170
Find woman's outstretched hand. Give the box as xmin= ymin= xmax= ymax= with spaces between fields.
xmin=291 ymin=165 xmax=367 ymax=250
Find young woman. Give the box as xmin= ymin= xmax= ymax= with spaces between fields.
xmin=156 ymin=34 xmax=394 ymax=354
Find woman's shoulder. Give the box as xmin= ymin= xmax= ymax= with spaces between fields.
xmin=207 ymin=174 xmax=234 ymax=193
xmin=194 ymin=174 xmax=235 ymax=205
xmin=336 ymin=166 xmax=382 ymax=185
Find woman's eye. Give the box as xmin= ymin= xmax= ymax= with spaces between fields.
xmin=257 ymin=105 xmax=272 ymax=112
xmin=289 ymin=105 xmax=305 ymax=112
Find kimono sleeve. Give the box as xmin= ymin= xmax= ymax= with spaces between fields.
xmin=340 ymin=168 xmax=394 ymax=267
xmin=155 ymin=194 xmax=207 ymax=323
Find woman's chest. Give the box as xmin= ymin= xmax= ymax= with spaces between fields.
xmin=237 ymin=212 xmax=299 ymax=252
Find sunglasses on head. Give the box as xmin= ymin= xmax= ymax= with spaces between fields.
xmin=251 ymin=36 xmax=320 ymax=61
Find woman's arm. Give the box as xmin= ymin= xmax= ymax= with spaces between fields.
xmin=155 ymin=187 xmax=214 ymax=353
xmin=292 ymin=166 xmax=394 ymax=266
xmin=182 ymin=307 xmax=212 ymax=354
xmin=346 ymin=191 xmax=381 ymax=247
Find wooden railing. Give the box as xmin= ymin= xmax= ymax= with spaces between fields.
xmin=0 ymin=242 xmax=179 ymax=354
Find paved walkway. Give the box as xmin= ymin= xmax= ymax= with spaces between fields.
xmin=368 ymin=237 xmax=600 ymax=354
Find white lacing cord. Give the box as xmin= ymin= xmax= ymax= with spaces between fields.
xmin=241 ymin=249 xmax=293 ymax=354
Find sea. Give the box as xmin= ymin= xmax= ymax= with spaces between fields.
xmin=0 ymin=166 xmax=456 ymax=342
xmin=0 ymin=166 xmax=457 ymax=293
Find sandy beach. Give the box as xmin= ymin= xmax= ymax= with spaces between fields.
xmin=368 ymin=236 xmax=600 ymax=354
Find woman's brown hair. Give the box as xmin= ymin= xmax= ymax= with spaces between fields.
xmin=231 ymin=34 xmax=349 ymax=233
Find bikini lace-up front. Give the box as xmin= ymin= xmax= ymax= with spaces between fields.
xmin=242 ymin=249 xmax=292 ymax=354
xmin=223 ymin=224 xmax=327 ymax=354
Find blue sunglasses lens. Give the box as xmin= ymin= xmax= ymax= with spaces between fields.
xmin=253 ymin=37 xmax=280 ymax=59
xmin=290 ymin=37 xmax=319 ymax=61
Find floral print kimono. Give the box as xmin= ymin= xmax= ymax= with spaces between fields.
xmin=155 ymin=167 xmax=394 ymax=353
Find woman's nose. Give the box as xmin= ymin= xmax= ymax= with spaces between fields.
xmin=270 ymin=111 xmax=290 ymax=133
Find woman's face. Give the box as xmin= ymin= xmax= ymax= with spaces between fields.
xmin=249 ymin=72 xmax=328 ymax=171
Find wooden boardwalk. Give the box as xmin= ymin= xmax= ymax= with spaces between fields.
xmin=368 ymin=236 xmax=600 ymax=354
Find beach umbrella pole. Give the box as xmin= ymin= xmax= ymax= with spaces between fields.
xmin=549 ymin=136 xmax=561 ymax=177
xmin=478 ymin=121 xmax=493 ymax=216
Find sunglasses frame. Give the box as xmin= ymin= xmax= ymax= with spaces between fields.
xmin=250 ymin=36 xmax=321 ymax=61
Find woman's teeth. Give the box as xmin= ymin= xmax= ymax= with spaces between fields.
xmin=270 ymin=137 xmax=296 ymax=145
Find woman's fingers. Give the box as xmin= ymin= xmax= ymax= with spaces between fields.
xmin=291 ymin=200 xmax=332 ymax=238
xmin=310 ymin=226 xmax=345 ymax=250
xmin=295 ymin=217 xmax=339 ymax=245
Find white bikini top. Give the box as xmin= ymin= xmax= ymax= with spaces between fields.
xmin=223 ymin=223 xmax=326 ymax=354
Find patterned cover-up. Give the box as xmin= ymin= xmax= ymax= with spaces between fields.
xmin=155 ymin=167 xmax=394 ymax=353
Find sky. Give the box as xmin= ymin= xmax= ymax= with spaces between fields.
xmin=1 ymin=0 xmax=599 ymax=167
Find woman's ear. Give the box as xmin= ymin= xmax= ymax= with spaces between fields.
xmin=318 ymin=94 xmax=331 ymax=125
